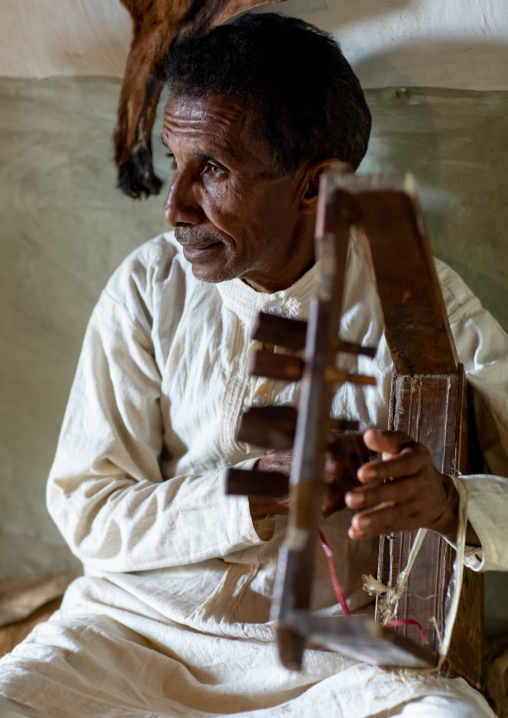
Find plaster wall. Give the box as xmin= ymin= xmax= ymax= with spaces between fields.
xmin=2 ymin=76 xmax=508 ymax=543
xmin=1 ymin=0 xmax=508 ymax=90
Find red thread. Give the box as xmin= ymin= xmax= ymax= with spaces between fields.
xmin=319 ymin=530 xmax=351 ymax=616
xmin=385 ymin=619 xmax=426 ymax=646
xmin=319 ymin=529 xmax=425 ymax=645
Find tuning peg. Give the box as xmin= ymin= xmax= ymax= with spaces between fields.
xmin=329 ymin=418 xmax=360 ymax=433
xmin=237 ymin=405 xmax=297 ymax=450
xmin=226 ymin=468 xmax=289 ymax=497
xmin=252 ymin=313 xmax=307 ymax=350
xmin=249 ymin=350 xmax=304 ymax=382
xmin=325 ymin=367 xmax=376 ymax=386
xmin=334 ymin=339 xmax=377 ymax=359
xmin=252 ymin=313 xmax=376 ymax=360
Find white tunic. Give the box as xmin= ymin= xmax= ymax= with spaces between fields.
xmin=0 ymin=232 xmax=506 ymax=718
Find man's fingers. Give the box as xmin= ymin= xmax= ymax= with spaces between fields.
xmin=363 ymin=428 xmax=416 ymax=457
xmin=345 ymin=473 xmax=419 ymax=510
xmin=356 ymin=443 xmax=427 ymax=484
xmin=347 ymin=469 xmax=450 ymax=539
xmin=348 ymin=500 xmax=421 ymax=540
xmin=345 ymin=432 xmax=451 ymax=538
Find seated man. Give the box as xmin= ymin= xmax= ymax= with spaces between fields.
xmin=1 ymin=12 xmax=506 ymax=718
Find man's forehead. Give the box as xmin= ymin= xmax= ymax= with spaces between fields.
xmin=164 ymin=95 xmax=248 ymax=140
xmin=164 ymin=93 xmax=248 ymax=123
xmin=162 ymin=93 xmax=265 ymax=164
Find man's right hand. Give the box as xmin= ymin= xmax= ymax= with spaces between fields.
xmin=248 ymin=441 xmax=363 ymax=519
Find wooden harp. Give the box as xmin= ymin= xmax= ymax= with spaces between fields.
xmin=227 ymin=165 xmax=482 ymax=686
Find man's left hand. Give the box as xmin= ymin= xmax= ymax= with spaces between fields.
xmin=345 ymin=429 xmax=479 ymax=545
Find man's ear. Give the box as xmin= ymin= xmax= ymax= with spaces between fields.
xmin=299 ymin=159 xmax=334 ymax=214
xmin=299 ymin=159 xmax=351 ymax=214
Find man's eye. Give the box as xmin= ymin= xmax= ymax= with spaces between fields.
xmin=203 ymin=162 xmax=223 ymax=178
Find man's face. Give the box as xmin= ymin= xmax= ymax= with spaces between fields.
xmin=161 ymin=93 xmax=316 ymax=293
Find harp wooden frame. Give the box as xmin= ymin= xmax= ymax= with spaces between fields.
xmin=227 ymin=166 xmax=483 ymax=686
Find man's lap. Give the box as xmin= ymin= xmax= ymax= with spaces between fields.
xmin=0 ymin=612 xmax=496 ymax=718
xmin=0 ymin=696 xmax=51 ymax=718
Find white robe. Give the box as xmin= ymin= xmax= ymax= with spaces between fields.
xmin=0 ymin=232 xmax=505 ymax=718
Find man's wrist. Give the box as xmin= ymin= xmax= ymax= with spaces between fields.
xmin=431 ymin=474 xmax=480 ymax=547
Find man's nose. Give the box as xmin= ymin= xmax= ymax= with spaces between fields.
xmin=163 ymin=171 xmax=202 ymax=227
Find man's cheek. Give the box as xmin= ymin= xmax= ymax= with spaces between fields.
xmin=201 ymin=193 xmax=236 ymax=228
xmin=207 ymin=206 xmax=243 ymax=242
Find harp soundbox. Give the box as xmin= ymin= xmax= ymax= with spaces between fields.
xmin=227 ymin=165 xmax=482 ymax=686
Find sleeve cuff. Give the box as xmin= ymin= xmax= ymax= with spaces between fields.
xmin=221 ymin=457 xmax=275 ymax=548
xmin=445 ymin=473 xmax=508 ymax=572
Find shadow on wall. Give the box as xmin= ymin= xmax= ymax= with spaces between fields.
xmin=357 ymin=38 xmax=504 ymax=80
xmin=356 ymin=44 xmax=508 ymax=330
xmin=352 ymin=38 xmax=508 ymax=91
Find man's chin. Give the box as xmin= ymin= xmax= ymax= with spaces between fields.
xmin=190 ymin=261 xmax=234 ymax=284
xmin=180 ymin=241 xmax=239 ymax=284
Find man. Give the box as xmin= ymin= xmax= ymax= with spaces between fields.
xmin=0 ymin=12 xmax=506 ymax=718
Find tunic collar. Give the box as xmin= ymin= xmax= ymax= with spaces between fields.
xmin=216 ymin=262 xmax=321 ymax=325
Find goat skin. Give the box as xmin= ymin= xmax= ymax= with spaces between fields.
xmin=116 ymin=0 xmax=285 ymax=198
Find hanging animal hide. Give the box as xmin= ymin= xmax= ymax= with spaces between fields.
xmin=116 ymin=0 xmax=285 ymax=198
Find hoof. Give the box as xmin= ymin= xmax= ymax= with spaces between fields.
xmin=117 ymin=146 xmax=163 ymax=199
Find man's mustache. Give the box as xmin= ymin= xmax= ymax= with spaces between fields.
xmin=175 ymin=227 xmax=225 ymax=246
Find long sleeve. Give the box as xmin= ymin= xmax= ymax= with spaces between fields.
xmin=438 ymin=260 xmax=508 ymax=571
xmin=47 ymin=262 xmax=265 ymax=573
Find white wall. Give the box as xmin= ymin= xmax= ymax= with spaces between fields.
xmin=2 ymin=0 xmax=508 ymax=90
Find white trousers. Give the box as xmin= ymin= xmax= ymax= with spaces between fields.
xmin=388 ymin=692 xmax=496 ymax=717
xmin=0 ymin=696 xmax=51 ymax=718
xmin=0 ymin=690 xmax=496 ymax=718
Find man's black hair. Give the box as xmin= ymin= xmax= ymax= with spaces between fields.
xmin=162 ymin=12 xmax=371 ymax=173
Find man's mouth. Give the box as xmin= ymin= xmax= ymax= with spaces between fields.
xmin=175 ymin=227 xmax=226 ymax=262
xmin=180 ymin=241 xmax=222 ymax=261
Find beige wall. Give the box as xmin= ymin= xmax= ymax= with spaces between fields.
xmin=2 ymin=77 xmax=507 ymax=544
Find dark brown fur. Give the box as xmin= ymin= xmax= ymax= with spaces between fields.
xmin=115 ymin=0 xmax=284 ymax=198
